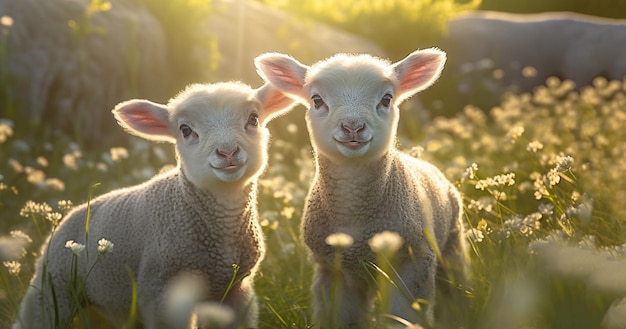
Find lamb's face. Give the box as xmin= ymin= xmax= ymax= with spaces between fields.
xmin=171 ymin=87 xmax=268 ymax=188
xmin=113 ymin=82 xmax=295 ymax=193
xmin=304 ymin=60 xmax=398 ymax=162
xmin=254 ymin=49 xmax=446 ymax=164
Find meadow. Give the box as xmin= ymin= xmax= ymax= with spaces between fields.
xmin=3 ymin=76 xmax=626 ymax=328
xmin=2 ymin=0 xmax=626 ymax=328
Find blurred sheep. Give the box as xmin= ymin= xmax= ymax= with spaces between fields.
xmin=444 ymin=11 xmax=626 ymax=95
xmin=0 ymin=0 xmax=384 ymax=146
xmin=12 ymin=82 xmax=295 ymax=329
xmin=256 ymin=49 xmax=469 ymax=327
xmin=0 ymin=0 xmax=167 ymax=145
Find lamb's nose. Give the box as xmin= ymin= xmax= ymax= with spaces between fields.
xmin=341 ymin=122 xmax=365 ymax=138
xmin=217 ymin=146 xmax=239 ymax=160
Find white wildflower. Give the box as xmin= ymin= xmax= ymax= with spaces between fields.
xmin=325 ymin=232 xmax=354 ymax=248
xmin=63 ymin=151 xmax=81 ymax=170
xmin=165 ymin=272 xmax=208 ymax=328
xmin=110 ymin=147 xmax=129 ymax=162
xmin=97 ymin=238 xmax=114 ymax=255
xmin=0 ymin=121 xmax=14 ymax=143
xmin=65 ymin=240 xmax=85 ymax=255
xmin=467 ymin=197 xmax=494 ymax=212
xmin=195 ymin=302 xmax=236 ymax=329
xmin=466 ymin=228 xmax=484 ymax=243
xmin=475 ymin=173 xmax=516 ymax=190
xmin=8 ymin=158 xmax=23 ymax=173
xmin=538 ymin=202 xmax=554 ymax=216
xmin=286 ymin=123 xmax=298 ymax=134
xmin=464 ymin=163 xmax=478 ymax=180
xmin=58 ymin=200 xmax=74 ymax=211
xmin=0 ymin=16 xmax=13 ymax=28
xmin=506 ymin=125 xmax=525 ymax=143
xmin=25 ymin=167 xmax=45 ymax=184
xmin=554 ymin=155 xmax=574 ymax=172
xmin=408 ymin=146 xmax=424 ymax=159
xmin=19 ymin=201 xmax=52 ymax=217
xmin=526 ymin=141 xmax=544 ymax=153
xmin=503 ymin=213 xmax=542 ymax=237
xmin=10 ymin=230 xmax=32 ymax=244
xmin=3 ymin=261 xmax=20 ymax=276
xmin=45 ymin=178 xmax=65 ymax=191
xmin=546 ymin=170 xmax=561 ymax=187
xmin=36 ymin=156 xmax=49 ymax=168
xmin=45 ymin=212 xmax=62 ymax=226
xmin=369 ymin=231 xmax=404 ymax=254
xmin=280 ymin=206 xmax=295 ymax=220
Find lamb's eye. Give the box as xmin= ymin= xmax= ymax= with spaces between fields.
xmin=380 ymin=94 xmax=393 ymax=107
xmin=247 ymin=113 xmax=259 ymax=127
xmin=311 ymin=95 xmax=325 ymax=109
xmin=179 ymin=124 xmax=193 ymax=138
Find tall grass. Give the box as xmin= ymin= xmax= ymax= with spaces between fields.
xmin=2 ymin=77 xmax=626 ymax=327
xmin=2 ymin=76 xmax=626 ymax=327
xmin=1 ymin=0 xmax=626 ymax=321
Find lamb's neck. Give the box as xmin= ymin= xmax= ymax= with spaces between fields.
xmin=316 ymin=151 xmax=395 ymax=203
xmin=177 ymin=172 xmax=256 ymax=224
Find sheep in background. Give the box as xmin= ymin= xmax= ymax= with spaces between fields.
xmin=444 ymin=11 xmax=626 ymax=94
xmin=12 ymin=82 xmax=296 ymax=329
xmin=0 ymin=0 xmax=168 ymax=145
xmin=256 ymin=49 xmax=469 ymax=327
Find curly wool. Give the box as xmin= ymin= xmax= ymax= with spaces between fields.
xmin=15 ymin=169 xmax=263 ymax=327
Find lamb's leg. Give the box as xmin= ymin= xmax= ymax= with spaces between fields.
xmin=220 ymin=277 xmax=258 ymax=329
xmin=389 ymin=254 xmax=437 ymax=327
xmin=312 ymin=264 xmax=371 ymax=328
xmin=436 ymin=219 xmax=471 ymax=327
xmin=13 ymin=274 xmax=74 ymax=329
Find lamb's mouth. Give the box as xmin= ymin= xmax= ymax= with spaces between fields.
xmin=211 ymin=164 xmax=243 ymax=173
xmin=336 ymin=139 xmax=371 ymax=150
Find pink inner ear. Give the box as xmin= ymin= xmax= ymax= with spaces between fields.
xmin=115 ymin=101 xmax=172 ymax=138
xmin=268 ymin=66 xmax=304 ymax=89
xmin=255 ymin=84 xmax=296 ymax=121
xmin=256 ymin=55 xmax=308 ymax=94
xmin=397 ymin=56 xmax=442 ymax=92
xmin=120 ymin=110 xmax=170 ymax=136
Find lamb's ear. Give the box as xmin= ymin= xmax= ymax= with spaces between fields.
xmin=391 ymin=48 xmax=446 ymax=103
xmin=254 ymin=53 xmax=308 ymax=100
xmin=255 ymin=84 xmax=298 ymax=123
xmin=113 ymin=100 xmax=176 ymax=143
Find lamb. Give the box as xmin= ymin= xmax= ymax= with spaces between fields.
xmin=255 ymin=49 xmax=469 ymax=327
xmin=12 ymin=82 xmax=296 ymax=329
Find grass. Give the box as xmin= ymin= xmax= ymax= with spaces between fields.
xmin=1 ymin=0 xmax=626 ymax=327
xmin=3 ymin=76 xmax=625 ymax=328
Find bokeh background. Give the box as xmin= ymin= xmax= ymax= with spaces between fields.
xmin=1 ymin=0 xmax=626 ymax=328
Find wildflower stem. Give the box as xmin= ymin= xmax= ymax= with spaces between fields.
xmin=47 ymin=272 xmax=60 ymax=329
xmin=125 ymin=265 xmax=138 ymax=328
xmin=84 ymin=254 xmax=103 ymax=281
xmin=220 ymin=264 xmax=240 ymax=304
xmin=84 ymin=182 xmax=101 ymax=260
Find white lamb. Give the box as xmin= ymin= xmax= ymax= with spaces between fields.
xmin=12 ymin=82 xmax=295 ymax=329
xmin=255 ymin=49 xmax=469 ymax=327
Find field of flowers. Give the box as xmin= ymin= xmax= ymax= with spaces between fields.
xmin=2 ymin=0 xmax=626 ymax=326
xmin=1 ymin=74 xmax=626 ymax=328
